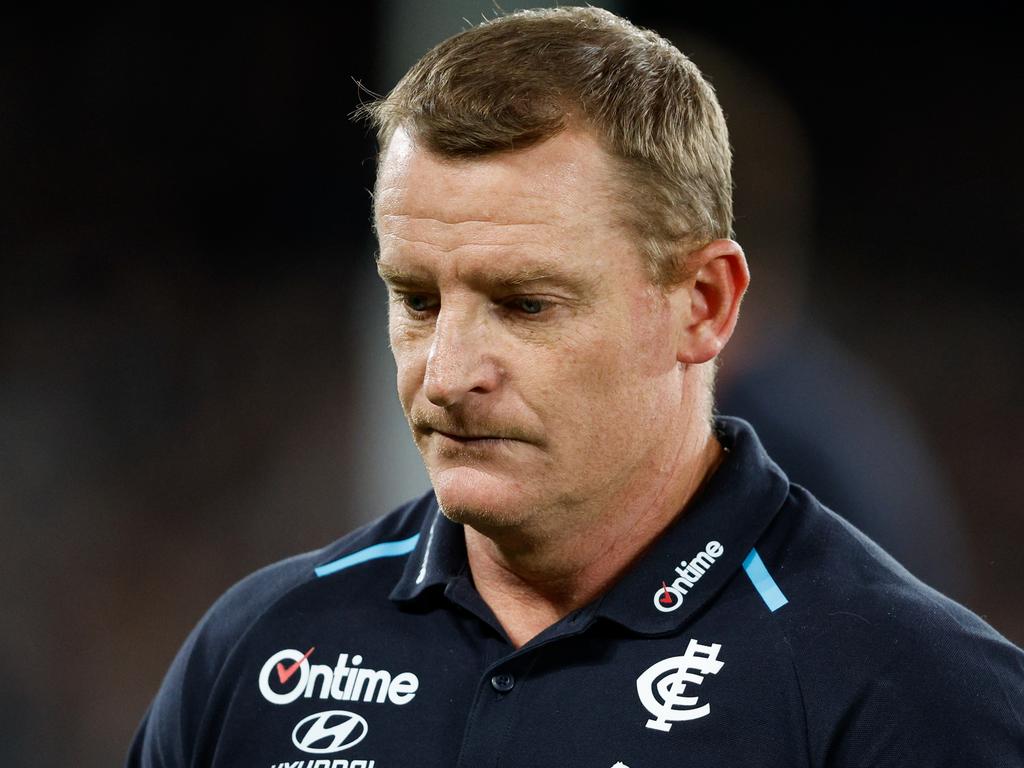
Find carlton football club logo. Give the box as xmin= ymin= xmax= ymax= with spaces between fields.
xmin=636 ymin=639 xmax=725 ymax=731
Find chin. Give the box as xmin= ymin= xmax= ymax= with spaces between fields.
xmin=430 ymin=466 xmax=528 ymax=531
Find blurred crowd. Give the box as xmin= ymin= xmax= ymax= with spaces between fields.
xmin=2 ymin=4 xmax=1020 ymax=765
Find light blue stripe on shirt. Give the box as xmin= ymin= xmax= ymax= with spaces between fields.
xmin=743 ymin=548 xmax=789 ymax=612
xmin=314 ymin=533 xmax=421 ymax=578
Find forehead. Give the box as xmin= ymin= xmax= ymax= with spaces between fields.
xmin=373 ymin=127 xmax=628 ymax=261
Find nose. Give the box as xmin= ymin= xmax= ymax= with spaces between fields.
xmin=423 ymin=303 xmax=500 ymax=408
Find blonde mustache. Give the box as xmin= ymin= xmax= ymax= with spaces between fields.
xmin=409 ymin=409 xmax=537 ymax=443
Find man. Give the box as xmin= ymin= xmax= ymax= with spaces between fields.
xmin=128 ymin=8 xmax=1024 ymax=767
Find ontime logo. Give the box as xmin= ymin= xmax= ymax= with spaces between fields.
xmin=652 ymin=541 xmax=724 ymax=612
xmin=258 ymin=647 xmax=420 ymax=706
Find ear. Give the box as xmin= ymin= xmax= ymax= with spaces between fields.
xmin=673 ymin=238 xmax=750 ymax=364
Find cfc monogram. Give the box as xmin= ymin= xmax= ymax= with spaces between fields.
xmin=636 ymin=639 xmax=725 ymax=731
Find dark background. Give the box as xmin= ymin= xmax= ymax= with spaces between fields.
xmin=2 ymin=4 xmax=1020 ymax=765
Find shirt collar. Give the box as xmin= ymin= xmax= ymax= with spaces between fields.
xmin=389 ymin=496 xmax=466 ymax=603
xmin=591 ymin=415 xmax=791 ymax=634
xmin=390 ymin=416 xmax=791 ymax=634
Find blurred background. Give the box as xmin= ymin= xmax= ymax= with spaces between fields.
xmin=2 ymin=3 xmax=1020 ymax=764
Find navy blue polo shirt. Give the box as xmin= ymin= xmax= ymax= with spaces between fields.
xmin=128 ymin=416 xmax=1024 ymax=767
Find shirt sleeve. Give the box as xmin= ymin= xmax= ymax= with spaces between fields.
xmin=822 ymin=618 xmax=1024 ymax=767
xmin=125 ymin=622 xmax=203 ymax=768
xmin=123 ymin=550 xmax=320 ymax=767
xmin=123 ymin=618 xmax=211 ymax=768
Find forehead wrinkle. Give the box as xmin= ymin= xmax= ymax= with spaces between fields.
xmin=382 ymin=231 xmax=555 ymax=253
xmin=377 ymin=212 xmax=565 ymax=257
xmin=375 ymin=183 xmax=584 ymax=227
xmin=379 ymin=213 xmax=547 ymax=228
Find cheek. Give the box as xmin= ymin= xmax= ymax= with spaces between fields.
xmin=569 ymin=299 xmax=672 ymax=391
xmin=389 ymin=330 xmax=427 ymax=409
xmin=544 ymin=297 xmax=674 ymax=433
xmin=532 ymin=328 xmax=636 ymax=421
xmin=628 ymin=288 xmax=678 ymax=376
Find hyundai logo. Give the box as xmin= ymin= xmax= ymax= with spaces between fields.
xmin=292 ymin=710 xmax=368 ymax=754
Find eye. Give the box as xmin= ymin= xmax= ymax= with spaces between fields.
xmin=505 ymin=297 xmax=547 ymax=315
xmin=394 ymin=293 xmax=439 ymax=316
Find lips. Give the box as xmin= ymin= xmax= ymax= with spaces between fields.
xmin=410 ymin=410 xmax=534 ymax=446
xmin=435 ymin=430 xmax=502 ymax=443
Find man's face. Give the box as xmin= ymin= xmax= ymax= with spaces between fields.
xmin=375 ymin=127 xmax=690 ymax=536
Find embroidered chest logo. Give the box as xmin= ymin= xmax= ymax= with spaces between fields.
xmin=636 ymin=639 xmax=724 ymax=731
xmin=652 ymin=540 xmax=724 ymax=612
xmin=258 ymin=648 xmax=420 ymax=706
xmin=292 ymin=710 xmax=368 ymax=754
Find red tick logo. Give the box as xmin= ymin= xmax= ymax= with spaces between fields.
xmin=276 ymin=646 xmax=315 ymax=684
xmin=653 ymin=581 xmax=683 ymax=613
xmin=660 ymin=582 xmax=674 ymax=605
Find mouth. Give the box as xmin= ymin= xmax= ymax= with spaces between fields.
xmin=434 ymin=430 xmax=507 ymax=444
xmin=424 ymin=428 xmax=534 ymax=454
xmin=410 ymin=413 xmax=535 ymax=449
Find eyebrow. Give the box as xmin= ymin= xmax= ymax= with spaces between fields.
xmin=375 ymin=263 xmax=431 ymax=287
xmin=376 ymin=261 xmax=595 ymax=294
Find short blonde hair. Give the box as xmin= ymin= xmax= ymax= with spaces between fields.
xmin=357 ymin=6 xmax=733 ymax=285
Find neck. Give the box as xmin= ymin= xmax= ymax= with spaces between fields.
xmin=464 ymin=411 xmax=723 ymax=648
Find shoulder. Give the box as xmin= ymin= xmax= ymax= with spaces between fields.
xmin=773 ymin=484 xmax=998 ymax=646
xmin=196 ymin=491 xmax=432 ymax=655
xmin=126 ymin=490 xmax=435 ymax=767
xmin=760 ymin=485 xmax=1024 ymax=765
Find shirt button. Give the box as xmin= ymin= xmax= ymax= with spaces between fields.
xmin=490 ymin=673 xmax=515 ymax=693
